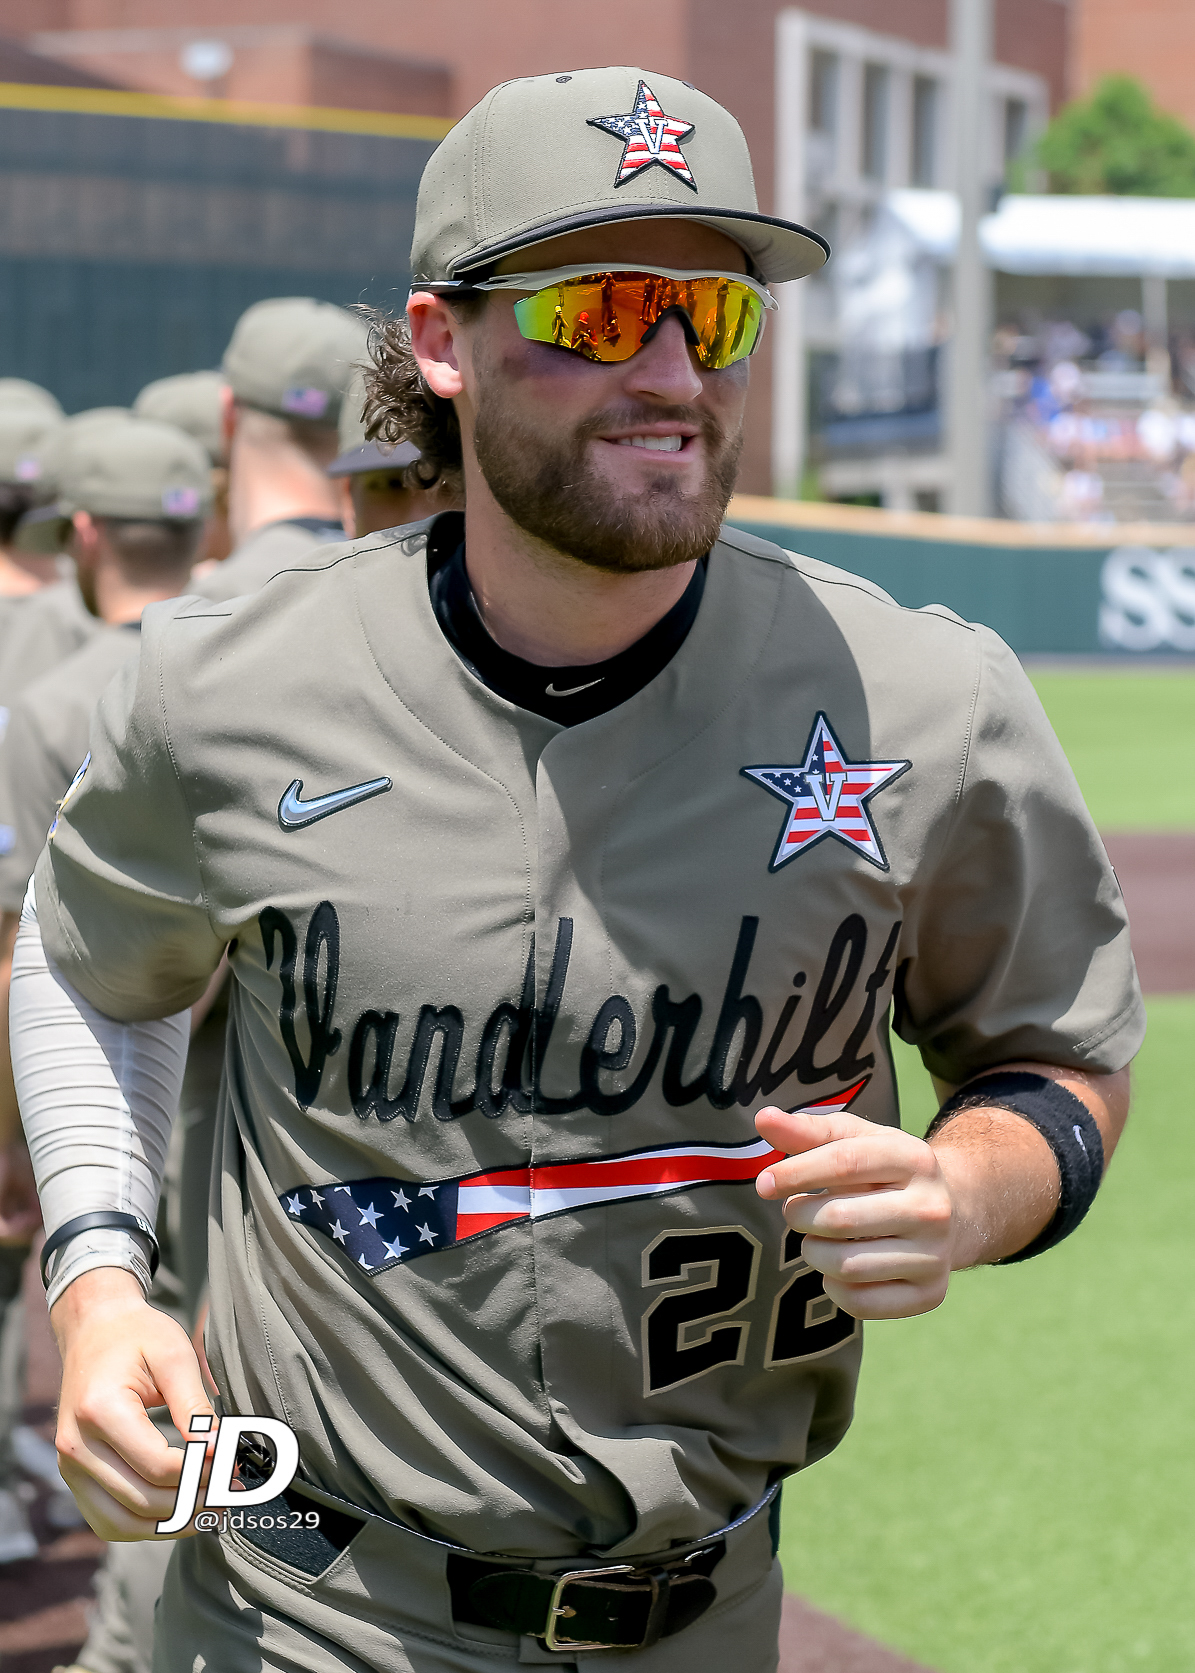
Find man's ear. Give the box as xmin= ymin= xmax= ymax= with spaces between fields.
xmin=220 ymin=384 xmax=237 ymax=455
xmin=70 ymin=510 xmax=100 ymax=559
xmin=407 ymin=293 xmax=467 ymax=400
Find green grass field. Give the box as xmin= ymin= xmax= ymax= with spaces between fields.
xmin=1028 ymin=670 xmax=1195 ymax=830
xmin=780 ymin=668 xmax=1195 ymax=1671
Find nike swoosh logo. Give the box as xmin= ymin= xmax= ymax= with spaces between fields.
xmin=277 ymin=776 xmax=392 ymax=831
xmin=544 ymin=679 xmax=604 ymax=698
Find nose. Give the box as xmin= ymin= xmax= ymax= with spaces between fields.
xmin=621 ymin=312 xmax=703 ymax=404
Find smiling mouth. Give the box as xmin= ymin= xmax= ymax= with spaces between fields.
xmin=613 ymin=435 xmax=686 ymax=452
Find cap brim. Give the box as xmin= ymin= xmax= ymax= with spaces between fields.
xmin=327 ymin=439 xmax=421 ymax=477
xmin=446 ymin=204 xmax=830 ymax=286
xmin=14 ymin=502 xmax=69 ymax=554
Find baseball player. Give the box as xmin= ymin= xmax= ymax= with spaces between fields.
xmin=327 ymin=367 xmax=460 ymax=538
xmin=12 ymin=68 xmax=1140 ymax=1673
xmin=0 ymin=406 xmax=140 ymax=1564
xmin=133 ymin=372 xmax=231 ymax=567
xmin=0 ymin=414 xmax=210 ymax=1604
xmin=0 ymin=410 xmax=139 ymax=717
xmin=0 ymin=381 xmax=64 ymax=600
xmin=193 ymin=298 xmax=365 ymax=603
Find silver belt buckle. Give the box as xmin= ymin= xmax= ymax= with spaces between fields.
xmin=543 ymin=1563 xmax=636 ymax=1651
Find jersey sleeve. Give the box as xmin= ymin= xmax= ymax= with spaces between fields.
xmin=33 ymin=608 xmax=225 ymax=1022
xmin=894 ymin=627 xmax=1146 ymax=1085
xmin=0 ymin=698 xmax=67 ymax=914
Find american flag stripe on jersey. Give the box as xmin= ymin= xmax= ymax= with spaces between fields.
xmin=281 ymin=1077 xmax=869 ymax=1276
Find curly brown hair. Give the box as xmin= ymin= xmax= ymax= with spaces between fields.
xmin=360 ymin=302 xmax=483 ymax=495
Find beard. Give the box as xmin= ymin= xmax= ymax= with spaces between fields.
xmin=471 ymin=381 xmax=743 ymax=574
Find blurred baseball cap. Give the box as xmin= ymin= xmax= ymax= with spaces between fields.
xmin=326 ymin=366 xmax=420 ymax=478
xmin=134 ymin=370 xmax=224 ymax=465
xmin=16 ymin=415 xmax=211 ymax=553
xmin=22 ymin=408 xmax=132 ymax=507
xmin=0 ymin=379 xmax=63 ymax=417
xmin=411 ymin=67 xmax=828 ymax=287
xmin=222 ymin=298 xmax=369 ymax=427
xmin=0 ymin=404 xmax=63 ymax=490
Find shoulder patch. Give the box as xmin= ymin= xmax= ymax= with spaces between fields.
xmin=742 ymin=713 xmax=910 ymax=872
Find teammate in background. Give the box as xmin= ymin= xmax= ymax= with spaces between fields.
xmin=134 ymin=371 xmax=231 ymax=567
xmin=0 ymin=415 xmax=209 ymax=1578
xmin=0 ymin=383 xmax=64 ymax=599
xmin=193 ymin=298 xmax=364 ymax=602
xmin=0 ymin=406 xmax=130 ymax=1564
xmin=14 ymin=69 xmax=1141 ymax=1671
xmin=0 ymin=410 xmax=135 ymax=716
xmin=327 ymin=365 xmax=460 ymax=538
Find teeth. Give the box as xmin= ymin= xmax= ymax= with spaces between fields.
xmin=616 ymin=434 xmax=684 ymax=452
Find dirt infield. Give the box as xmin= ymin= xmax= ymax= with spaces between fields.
xmin=1 ymin=835 xmax=1188 ymax=1672
xmin=1102 ymin=833 xmax=1195 ymax=994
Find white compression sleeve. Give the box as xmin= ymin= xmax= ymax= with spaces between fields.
xmin=11 ymin=880 xmax=191 ymax=1309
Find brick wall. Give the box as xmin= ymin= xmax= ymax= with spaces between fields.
xmin=1072 ymin=0 xmax=1195 ymax=127
xmin=27 ymin=26 xmax=451 ymax=115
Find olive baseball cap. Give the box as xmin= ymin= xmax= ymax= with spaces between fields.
xmin=327 ymin=367 xmax=420 ymax=477
xmin=21 ymin=408 xmax=131 ymax=506
xmin=411 ymin=66 xmax=828 ymax=286
xmin=134 ymin=370 xmax=224 ymax=465
xmin=0 ymin=379 xmax=63 ymax=417
xmin=222 ymin=298 xmax=369 ymax=427
xmin=0 ymin=404 xmax=63 ymax=489
xmin=16 ymin=415 xmax=211 ymax=553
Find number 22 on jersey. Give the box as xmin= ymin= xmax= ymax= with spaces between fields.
xmin=641 ymin=1223 xmax=858 ymax=1396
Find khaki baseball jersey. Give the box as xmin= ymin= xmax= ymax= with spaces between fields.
xmin=0 ymin=623 xmax=141 ymax=913
xmin=36 ymin=518 xmax=1143 ymax=1561
xmin=0 ymin=580 xmax=97 ymax=738
xmin=193 ymin=516 xmax=344 ymax=603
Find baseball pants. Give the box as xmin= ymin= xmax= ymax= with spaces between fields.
xmin=152 ymin=1489 xmax=783 ymax=1672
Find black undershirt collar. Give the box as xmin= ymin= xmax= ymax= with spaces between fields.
xmin=427 ymin=512 xmax=707 ymax=726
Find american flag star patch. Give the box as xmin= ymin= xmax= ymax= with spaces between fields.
xmin=587 ymin=81 xmax=697 ymax=191
xmin=742 ymin=713 xmax=911 ymax=873
xmin=281 ymin=1077 xmax=870 ymax=1276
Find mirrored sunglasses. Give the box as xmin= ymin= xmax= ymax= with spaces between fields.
xmin=471 ymin=265 xmax=778 ymax=369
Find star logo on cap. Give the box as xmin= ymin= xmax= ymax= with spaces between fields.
xmin=588 ymin=80 xmax=697 ymax=191
xmin=742 ymin=713 xmax=911 ymax=873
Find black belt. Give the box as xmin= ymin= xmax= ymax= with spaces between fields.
xmin=448 ymin=1539 xmax=724 ymax=1652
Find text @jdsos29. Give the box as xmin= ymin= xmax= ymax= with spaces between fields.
xmin=157 ymin=1413 xmax=315 ymax=1535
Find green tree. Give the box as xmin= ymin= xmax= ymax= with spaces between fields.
xmin=1025 ymin=76 xmax=1195 ymax=196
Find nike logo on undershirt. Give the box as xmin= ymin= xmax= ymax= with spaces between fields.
xmin=544 ymin=679 xmax=604 ymax=698
xmin=277 ymin=776 xmax=392 ymax=831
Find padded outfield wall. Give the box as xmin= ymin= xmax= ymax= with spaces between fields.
xmin=728 ymin=497 xmax=1195 ymax=659
xmin=0 ymin=83 xmax=448 ymax=412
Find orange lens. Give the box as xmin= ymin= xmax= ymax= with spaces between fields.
xmin=512 ymin=273 xmax=765 ymax=369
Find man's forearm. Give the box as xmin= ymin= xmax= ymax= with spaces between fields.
xmin=11 ymin=890 xmax=189 ymax=1304
xmin=929 ymin=1061 xmax=1131 ymax=1269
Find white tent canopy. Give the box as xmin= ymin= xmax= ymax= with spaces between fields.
xmin=882 ymin=189 xmax=1195 ymax=278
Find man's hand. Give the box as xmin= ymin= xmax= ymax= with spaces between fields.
xmin=51 ymin=1267 xmax=215 ymax=1540
xmin=755 ymin=1062 xmax=1130 ymax=1321
xmin=0 ymin=1139 xmax=41 ymax=1245
xmin=755 ymin=1109 xmax=959 ymax=1320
